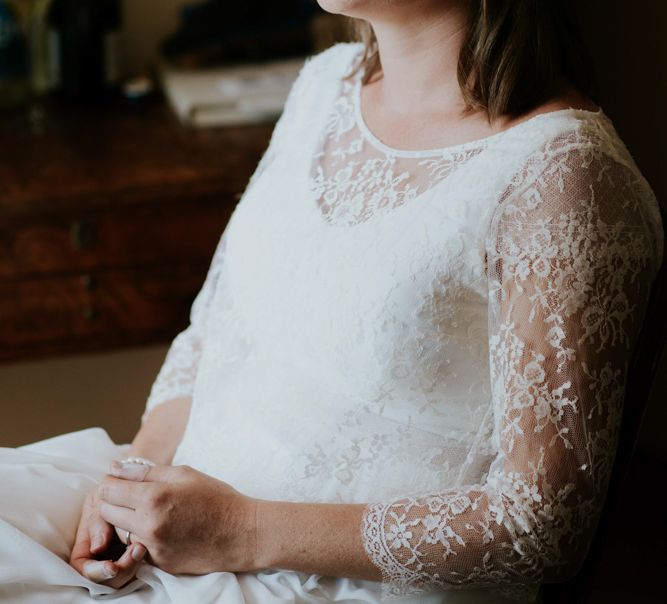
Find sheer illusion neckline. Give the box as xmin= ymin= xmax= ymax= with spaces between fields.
xmin=352 ymin=73 xmax=607 ymax=158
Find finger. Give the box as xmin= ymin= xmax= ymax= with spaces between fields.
xmin=81 ymin=559 xmax=118 ymax=583
xmin=99 ymin=502 xmax=138 ymax=537
xmin=70 ymin=509 xmax=96 ymax=571
xmin=88 ymin=511 xmax=114 ymax=554
xmin=108 ymin=461 xmax=152 ymax=482
xmin=117 ymin=542 xmax=147 ymax=571
xmin=70 ymin=532 xmax=95 ymax=574
xmin=99 ymin=476 xmax=151 ymax=509
xmin=109 ymin=461 xmax=175 ymax=483
xmin=103 ymin=543 xmax=147 ymax=589
xmin=70 ymin=528 xmax=116 ymax=577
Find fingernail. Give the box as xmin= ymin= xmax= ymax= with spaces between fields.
xmin=131 ymin=544 xmax=146 ymax=562
xmin=109 ymin=461 xmax=149 ymax=480
xmin=84 ymin=560 xmax=117 ymax=581
xmin=91 ymin=534 xmax=103 ymax=551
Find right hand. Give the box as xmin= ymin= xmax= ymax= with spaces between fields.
xmin=69 ymin=483 xmax=147 ymax=588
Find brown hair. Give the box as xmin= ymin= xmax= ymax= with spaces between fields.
xmin=344 ymin=1 xmax=598 ymax=123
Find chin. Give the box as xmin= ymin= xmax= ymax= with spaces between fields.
xmin=316 ymin=0 xmax=387 ymax=18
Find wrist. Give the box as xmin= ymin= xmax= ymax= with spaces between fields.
xmin=126 ymin=442 xmax=173 ymax=466
xmin=252 ymin=498 xmax=278 ymax=571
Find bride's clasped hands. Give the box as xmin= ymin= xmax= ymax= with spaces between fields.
xmin=68 ymin=461 xmax=260 ymax=589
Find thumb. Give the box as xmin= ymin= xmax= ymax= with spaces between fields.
xmin=108 ymin=461 xmax=173 ymax=482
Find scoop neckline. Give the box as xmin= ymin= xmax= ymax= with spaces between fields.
xmin=351 ymin=72 xmax=606 ymax=158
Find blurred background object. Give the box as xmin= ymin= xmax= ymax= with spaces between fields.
xmin=24 ymin=0 xmax=54 ymax=94
xmin=152 ymin=1 xmax=351 ymax=127
xmin=159 ymin=0 xmax=320 ymax=67
xmin=160 ymin=56 xmax=306 ymax=127
xmin=0 ymin=0 xmax=30 ymax=107
xmin=47 ymin=0 xmax=122 ymax=99
xmin=0 ymin=0 xmax=352 ymax=118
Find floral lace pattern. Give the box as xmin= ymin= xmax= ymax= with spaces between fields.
xmin=141 ymin=42 xmax=663 ymax=602
xmin=360 ymin=143 xmax=662 ymax=601
xmin=310 ymin=75 xmax=482 ymax=226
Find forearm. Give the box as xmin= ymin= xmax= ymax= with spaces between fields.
xmin=126 ymin=397 xmax=191 ymax=465
xmin=253 ymin=499 xmax=381 ymax=582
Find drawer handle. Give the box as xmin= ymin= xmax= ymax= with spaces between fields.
xmin=71 ymin=220 xmax=95 ymax=250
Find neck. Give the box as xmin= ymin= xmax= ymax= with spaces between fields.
xmin=364 ymin=1 xmax=471 ymax=116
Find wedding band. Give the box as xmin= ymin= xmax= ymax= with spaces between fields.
xmin=125 ymin=529 xmax=132 ymax=545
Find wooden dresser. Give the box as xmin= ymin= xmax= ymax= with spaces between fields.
xmin=0 ymin=97 xmax=274 ymax=363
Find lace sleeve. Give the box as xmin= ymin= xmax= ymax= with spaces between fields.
xmin=141 ymin=50 xmax=329 ymax=422
xmin=359 ymin=145 xmax=663 ymax=601
xmin=141 ymin=229 xmax=229 ymax=423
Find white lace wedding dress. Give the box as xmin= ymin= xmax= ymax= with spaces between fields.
xmin=0 ymin=41 xmax=663 ymax=604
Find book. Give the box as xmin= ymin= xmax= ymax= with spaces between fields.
xmin=159 ymin=56 xmax=306 ymax=128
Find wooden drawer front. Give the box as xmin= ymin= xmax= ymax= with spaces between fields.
xmin=0 ymin=199 xmax=236 ymax=279
xmin=0 ymin=266 xmax=208 ymax=361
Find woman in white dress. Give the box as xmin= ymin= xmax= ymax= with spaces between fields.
xmin=0 ymin=1 xmax=663 ymax=603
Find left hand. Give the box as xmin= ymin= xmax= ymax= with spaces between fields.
xmin=98 ymin=462 xmax=259 ymax=575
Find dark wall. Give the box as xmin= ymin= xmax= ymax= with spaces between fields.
xmin=579 ymin=2 xmax=667 ymax=459
xmin=580 ymin=1 xmax=667 ymax=208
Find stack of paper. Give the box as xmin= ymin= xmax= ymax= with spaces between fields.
xmin=159 ymin=56 xmax=306 ymax=128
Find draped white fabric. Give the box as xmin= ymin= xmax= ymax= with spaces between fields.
xmin=1 ymin=42 xmax=662 ymax=603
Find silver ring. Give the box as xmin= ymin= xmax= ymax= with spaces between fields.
xmin=125 ymin=529 xmax=132 ymax=545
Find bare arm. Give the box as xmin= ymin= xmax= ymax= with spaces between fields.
xmin=254 ymin=499 xmax=381 ymax=582
xmin=125 ymin=396 xmax=192 ymax=465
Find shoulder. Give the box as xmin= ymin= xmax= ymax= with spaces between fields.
xmin=492 ymin=79 xmax=626 ymax=177
xmin=492 ymin=114 xmax=663 ymax=272
xmin=500 ymin=105 xmax=651 ymax=211
xmin=286 ymin=41 xmax=363 ymax=94
xmin=507 ymin=80 xmax=600 ymax=125
xmin=266 ymin=42 xmax=364 ymax=149
xmin=288 ymin=41 xmax=364 ymax=100
xmin=300 ymin=41 xmax=364 ymax=79
xmin=280 ymin=42 xmax=363 ymax=124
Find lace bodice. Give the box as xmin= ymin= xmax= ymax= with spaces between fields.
xmin=310 ymin=73 xmax=484 ymax=226
xmin=143 ymin=42 xmax=664 ymax=602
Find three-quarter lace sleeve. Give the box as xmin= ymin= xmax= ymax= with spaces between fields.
xmin=359 ymin=145 xmax=663 ymax=601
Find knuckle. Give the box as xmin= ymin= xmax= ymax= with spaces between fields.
xmin=150 ymin=545 xmax=165 ymax=562
xmin=173 ymin=464 xmax=190 ymax=478
xmin=152 ymin=487 xmax=169 ymax=508
xmin=152 ymin=523 xmax=167 ymax=541
xmin=144 ymin=490 xmax=158 ymax=508
xmin=145 ymin=519 xmax=161 ymax=540
xmin=145 ymin=489 xmax=159 ymax=508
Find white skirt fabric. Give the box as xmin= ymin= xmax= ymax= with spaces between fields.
xmin=0 ymin=427 xmax=526 ymax=604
